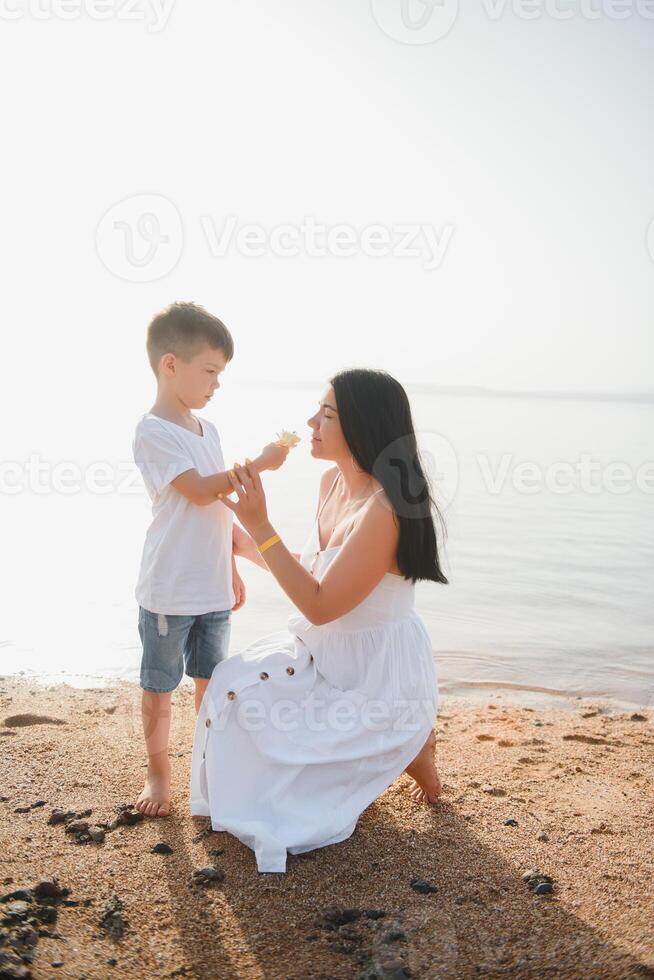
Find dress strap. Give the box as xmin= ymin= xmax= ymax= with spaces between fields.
xmin=315 ymin=471 xmax=342 ymax=523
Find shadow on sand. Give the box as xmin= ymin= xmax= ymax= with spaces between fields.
xmin=155 ymin=789 xmax=650 ymax=980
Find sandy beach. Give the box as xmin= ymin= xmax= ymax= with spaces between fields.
xmin=1 ymin=677 xmax=652 ymax=980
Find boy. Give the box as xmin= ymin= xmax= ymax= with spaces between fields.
xmin=133 ymin=301 xmax=288 ymax=817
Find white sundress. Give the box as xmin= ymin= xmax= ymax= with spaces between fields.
xmin=189 ymin=485 xmax=439 ymax=873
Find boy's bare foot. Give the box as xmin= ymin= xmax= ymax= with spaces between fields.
xmin=136 ymin=760 xmax=171 ymax=817
xmin=404 ymin=730 xmax=442 ymax=804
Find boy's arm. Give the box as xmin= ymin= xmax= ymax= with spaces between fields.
xmin=171 ymin=443 xmax=289 ymax=506
xmin=172 ymin=467 xmax=236 ymax=506
xmin=232 ymin=555 xmax=246 ymax=610
xmin=232 ymin=523 xmax=269 ymax=570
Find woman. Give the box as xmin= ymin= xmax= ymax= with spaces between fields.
xmin=190 ymin=369 xmax=448 ymax=872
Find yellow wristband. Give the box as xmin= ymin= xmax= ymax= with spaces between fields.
xmin=258 ymin=533 xmax=281 ymax=554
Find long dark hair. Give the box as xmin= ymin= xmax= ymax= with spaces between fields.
xmin=330 ymin=368 xmax=448 ymax=585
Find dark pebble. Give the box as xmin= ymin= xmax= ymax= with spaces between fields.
xmin=0 ymin=949 xmax=32 ymax=978
xmin=99 ymin=896 xmax=127 ymax=940
xmin=0 ymin=890 xmax=33 ymax=904
xmin=13 ymin=806 xmax=30 ymax=814
xmin=481 ymin=784 xmax=506 ymax=797
xmin=371 ymin=955 xmax=411 ymax=979
xmin=48 ymin=809 xmax=77 ymax=826
xmin=2 ymin=900 xmax=31 ymax=921
xmin=36 ymin=906 xmax=58 ymax=924
xmin=118 ymin=809 xmax=144 ymax=826
xmin=522 ymin=869 xmax=555 ymax=894
xmin=321 ymin=907 xmax=361 ymax=927
xmin=504 ymin=819 xmax=519 ymax=827
xmin=382 ymin=929 xmax=407 ymax=943
xmin=151 ymin=842 xmax=173 ymax=854
xmin=51 ymin=961 xmax=64 ymax=968
xmin=630 ymin=713 xmax=646 ymax=721
xmin=190 ymin=867 xmax=225 ymax=884
xmin=529 ymin=874 xmax=553 ymax=885
xmin=102 ymin=912 xmax=126 ymax=939
xmin=107 ymin=958 xmax=118 ymax=966
xmin=30 ymin=801 xmax=47 ymax=809
xmin=14 ymin=928 xmax=40 ymax=955
xmin=33 ymin=878 xmax=65 ymax=901
xmin=363 ymin=909 xmax=387 ymax=919
xmin=410 ymin=879 xmax=438 ymax=895
xmin=65 ymin=820 xmax=89 ymax=835
xmin=208 ymin=848 xmax=224 ymax=856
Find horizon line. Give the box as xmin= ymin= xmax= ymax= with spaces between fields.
xmin=241 ymin=379 xmax=654 ymax=405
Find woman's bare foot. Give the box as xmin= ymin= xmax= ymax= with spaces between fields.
xmin=136 ymin=759 xmax=171 ymax=817
xmin=404 ymin=730 xmax=442 ymax=804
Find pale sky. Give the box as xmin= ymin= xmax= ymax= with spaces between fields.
xmin=1 ymin=2 xmax=652 ymax=697
xmin=1 ymin=0 xmax=653 ymax=450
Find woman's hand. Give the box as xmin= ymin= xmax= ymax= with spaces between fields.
xmin=220 ymin=462 xmax=271 ymax=537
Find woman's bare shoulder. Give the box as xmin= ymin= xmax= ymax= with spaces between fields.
xmin=312 ymin=466 xmax=339 ymax=519
xmin=318 ymin=466 xmax=340 ymax=496
xmin=345 ymin=486 xmax=398 ymax=546
xmin=365 ymin=487 xmax=398 ymax=533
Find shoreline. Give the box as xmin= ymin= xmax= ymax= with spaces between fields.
xmin=1 ymin=677 xmax=652 ymax=979
xmin=2 ymin=670 xmax=649 ymax=716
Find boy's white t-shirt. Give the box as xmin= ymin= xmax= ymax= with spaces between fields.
xmin=133 ymin=413 xmax=234 ymax=616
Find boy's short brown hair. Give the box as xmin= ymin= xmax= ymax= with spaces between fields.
xmin=146 ymin=302 xmax=234 ymax=376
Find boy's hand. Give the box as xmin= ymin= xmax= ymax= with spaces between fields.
xmin=232 ymin=557 xmax=246 ymax=612
xmin=256 ymin=442 xmax=289 ymax=472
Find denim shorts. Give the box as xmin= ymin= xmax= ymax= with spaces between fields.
xmin=138 ymin=606 xmax=232 ymax=693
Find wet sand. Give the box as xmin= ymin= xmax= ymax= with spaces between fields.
xmin=1 ymin=678 xmax=652 ymax=979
